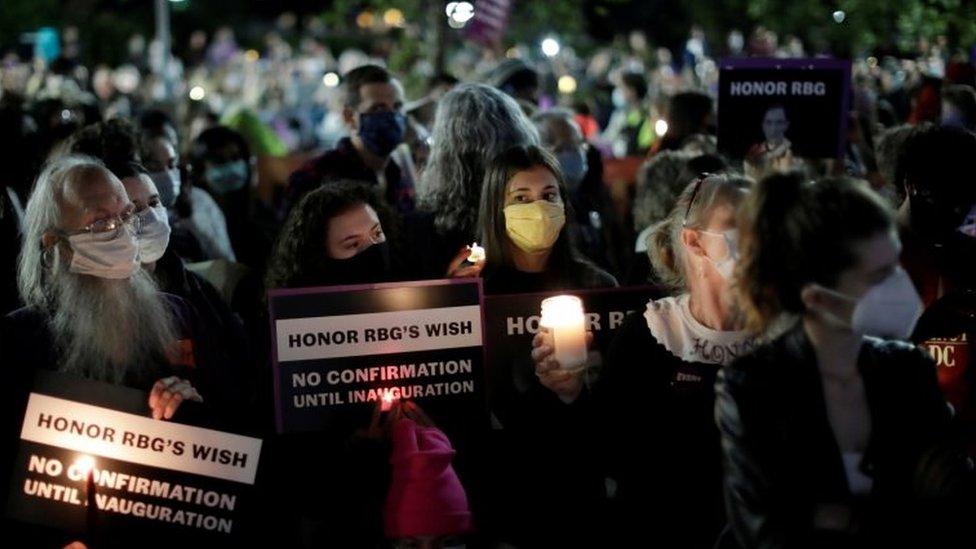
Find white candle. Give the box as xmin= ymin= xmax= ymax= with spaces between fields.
xmin=539 ymin=295 xmax=588 ymax=371
xmin=467 ymin=242 xmax=486 ymax=264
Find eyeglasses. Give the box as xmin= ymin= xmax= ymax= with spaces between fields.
xmin=683 ymin=172 xmax=711 ymax=226
xmin=57 ymin=208 xmax=140 ymax=240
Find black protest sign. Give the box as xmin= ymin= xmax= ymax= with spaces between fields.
xmin=483 ymin=286 xmax=661 ymax=426
xmin=718 ymin=58 xmax=852 ymax=159
xmin=269 ymin=279 xmax=488 ymax=436
xmin=7 ymin=372 xmax=262 ymax=541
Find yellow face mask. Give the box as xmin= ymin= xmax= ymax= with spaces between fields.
xmin=504 ymin=200 xmax=566 ymax=254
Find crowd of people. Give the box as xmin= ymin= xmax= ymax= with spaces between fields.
xmin=2 ymin=16 xmax=976 ymax=549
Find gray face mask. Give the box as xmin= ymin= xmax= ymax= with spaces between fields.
xmin=148 ymin=168 xmax=181 ymax=208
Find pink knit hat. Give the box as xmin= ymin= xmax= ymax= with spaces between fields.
xmin=383 ymin=418 xmax=473 ymax=539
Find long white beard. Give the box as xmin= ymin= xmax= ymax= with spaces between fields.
xmin=50 ymin=267 xmax=177 ymax=385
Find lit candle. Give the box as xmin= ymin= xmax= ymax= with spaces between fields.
xmin=467 ymin=242 xmax=486 ymax=264
xmin=539 ymin=295 xmax=588 ymax=371
xmin=381 ymin=391 xmax=397 ymax=412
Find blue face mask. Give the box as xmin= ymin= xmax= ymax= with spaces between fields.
xmin=358 ymin=111 xmax=406 ymax=157
xmin=556 ymin=148 xmax=588 ymax=190
xmin=205 ymin=159 xmax=248 ymax=195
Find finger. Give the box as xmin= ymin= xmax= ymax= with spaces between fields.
xmin=163 ymin=392 xmax=185 ymax=420
xmin=149 ymin=377 xmax=181 ymax=409
xmin=406 ymin=401 xmax=434 ymax=426
xmin=369 ymin=399 xmax=383 ymax=430
xmin=453 ymin=265 xmax=482 ymax=278
xmin=585 ymin=332 xmax=594 ymax=348
xmin=535 ymin=357 xmax=562 ymax=375
xmin=530 ymin=344 xmax=554 ymax=363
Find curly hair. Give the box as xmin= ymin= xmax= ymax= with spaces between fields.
xmin=265 ymin=181 xmax=395 ymax=290
xmin=417 ymin=83 xmax=539 ymax=236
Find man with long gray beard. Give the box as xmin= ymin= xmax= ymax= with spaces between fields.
xmin=3 ymin=154 xmax=205 ymax=414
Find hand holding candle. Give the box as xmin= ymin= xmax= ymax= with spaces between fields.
xmin=539 ymin=295 xmax=589 ymax=372
xmin=466 ymin=242 xmax=486 ymax=264
xmin=445 ymin=244 xmax=486 ymax=278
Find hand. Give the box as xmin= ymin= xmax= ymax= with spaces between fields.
xmin=530 ymin=331 xmax=594 ymax=403
xmin=63 ymin=543 xmax=87 ymax=549
xmin=148 ymin=376 xmax=203 ymax=420
xmin=445 ymin=246 xmax=485 ymax=279
xmin=399 ymin=400 xmax=435 ymax=428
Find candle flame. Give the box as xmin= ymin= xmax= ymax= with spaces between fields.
xmin=74 ymin=455 xmax=96 ymax=476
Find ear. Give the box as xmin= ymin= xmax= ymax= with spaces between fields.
xmin=342 ymin=106 xmax=357 ymax=131
xmin=41 ymin=231 xmax=59 ymax=250
xmin=681 ymin=228 xmax=705 ymax=257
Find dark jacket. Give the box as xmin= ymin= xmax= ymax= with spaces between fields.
xmin=596 ymin=311 xmax=727 ymax=547
xmin=285 ymin=137 xmax=414 ymax=217
xmin=716 ymin=326 xmax=972 ymax=549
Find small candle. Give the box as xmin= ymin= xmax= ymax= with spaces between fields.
xmin=381 ymin=391 xmax=397 ymax=412
xmin=467 ymin=242 xmax=486 ymax=264
xmin=539 ymin=295 xmax=588 ymax=371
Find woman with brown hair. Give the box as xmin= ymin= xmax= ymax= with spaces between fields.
xmin=717 ymin=171 xmax=971 ymax=548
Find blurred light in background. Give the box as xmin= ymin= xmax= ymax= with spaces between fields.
xmin=322 ymin=72 xmax=340 ymax=87
xmin=655 ymin=119 xmax=668 ymax=136
xmin=446 ymin=2 xmax=475 ymax=29
xmin=541 ymin=37 xmax=560 ymax=58
xmin=557 ymin=75 xmax=577 ymax=94
xmin=356 ymin=11 xmax=375 ymax=29
xmin=189 ymin=85 xmax=205 ymax=101
xmin=383 ymin=8 xmax=405 ymax=28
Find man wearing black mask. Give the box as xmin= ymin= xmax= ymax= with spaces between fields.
xmin=285 ymin=65 xmax=413 ymax=217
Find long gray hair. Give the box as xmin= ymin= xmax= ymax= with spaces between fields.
xmin=18 ymin=154 xmax=177 ymax=384
xmin=17 ymin=155 xmax=103 ymax=307
xmin=417 ymin=83 xmax=539 ymax=235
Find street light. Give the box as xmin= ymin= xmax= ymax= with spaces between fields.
xmin=541 ymin=37 xmax=560 ymax=58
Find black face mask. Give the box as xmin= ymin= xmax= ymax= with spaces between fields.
xmin=316 ymin=242 xmax=392 ymax=286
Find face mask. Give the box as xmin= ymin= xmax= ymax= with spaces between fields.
xmin=358 ymin=111 xmax=406 ymax=157
xmin=504 ymin=200 xmax=566 ymax=254
xmin=319 ymin=241 xmax=392 ymax=286
xmin=205 ymin=160 xmax=248 ymax=195
xmin=66 ymin=226 xmax=139 ymax=280
xmin=149 ymin=168 xmax=181 ymax=208
xmin=556 ymin=149 xmax=588 ymax=190
xmin=815 ymin=267 xmax=923 ymax=339
xmin=700 ymin=229 xmax=738 ymax=280
xmin=137 ymin=205 xmax=171 ymax=263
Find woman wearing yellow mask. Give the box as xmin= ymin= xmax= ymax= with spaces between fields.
xmin=476 ymin=145 xmax=617 ymax=295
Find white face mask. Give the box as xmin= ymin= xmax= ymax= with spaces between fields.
xmin=700 ymin=229 xmax=738 ymax=281
xmin=137 ymin=205 xmax=171 ymax=263
xmin=816 ymin=267 xmax=924 ymax=339
xmin=66 ymin=226 xmax=139 ymax=279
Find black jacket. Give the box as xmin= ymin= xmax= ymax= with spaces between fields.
xmin=596 ymin=312 xmax=727 ymax=547
xmin=716 ymin=326 xmax=972 ymax=549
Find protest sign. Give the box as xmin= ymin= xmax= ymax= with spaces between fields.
xmin=269 ymin=279 xmax=488 ymax=436
xmin=483 ymin=285 xmax=661 ymax=425
xmin=7 ymin=372 xmax=262 ymax=541
xmin=717 ymin=58 xmax=852 ymax=159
